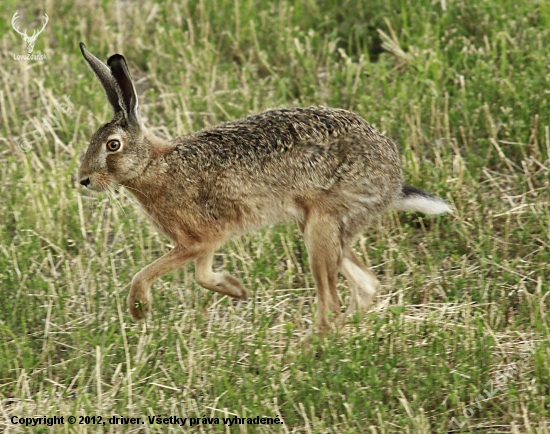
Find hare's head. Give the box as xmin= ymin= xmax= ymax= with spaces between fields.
xmin=78 ymin=43 xmax=150 ymax=191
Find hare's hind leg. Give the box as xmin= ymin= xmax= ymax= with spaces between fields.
xmin=302 ymin=212 xmax=342 ymax=334
xmin=195 ymin=251 xmax=248 ymax=300
xmin=340 ymin=247 xmax=379 ymax=315
xmin=129 ymin=246 xmax=201 ymax=320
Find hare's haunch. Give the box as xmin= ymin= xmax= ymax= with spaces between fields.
xmin=78 ymin=43 xmax=450 ymax=334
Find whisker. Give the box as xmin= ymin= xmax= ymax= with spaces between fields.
xmin=119 ymin=188 xmax=140 ymax=207
xmin=106 ymin=186 xmax=126 ymax=216
xmin=124 ymin=184 xmax=150 ymax=198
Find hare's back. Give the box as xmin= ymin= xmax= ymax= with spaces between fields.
xmin=176 ymin=106 xmax=388 ymax=163
xmin=171 ymin=106 xmax=402 ymax=196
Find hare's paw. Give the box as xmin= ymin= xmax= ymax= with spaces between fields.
xmin=128 ymin=276 xmax=151 ymax=321
xmin=197 ymin=270 xmax=249 ymax=300
xmin=128 ymin=296 xmax=150 ymax=320
xmin=342 ymin=257 xmax=379 ymax=315
xmin=222 ymin=273 xmax=248 ymax=300
xmin=345 ymin=291 xmax=376 ymax=316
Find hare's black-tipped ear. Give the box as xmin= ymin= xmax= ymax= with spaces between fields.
xmin=79 ymin=43 xmax=122 ymax=114
xmin=107 ymin=54 xmax=141 ymax=126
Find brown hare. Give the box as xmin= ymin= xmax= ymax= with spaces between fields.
xmin=78 ymin=43 xmax=450 ymax=334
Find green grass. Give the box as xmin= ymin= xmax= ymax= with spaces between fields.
xmin=1 ymin=0 xmax=550 ymax=432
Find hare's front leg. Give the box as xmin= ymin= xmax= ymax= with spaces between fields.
xmin=129 ymin=246 xmax=200 ymax=320
xmin=195 ymin=251 xmax=248 ymax=300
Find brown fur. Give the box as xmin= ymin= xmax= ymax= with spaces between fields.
xmin=78 ymin=43 xmax=448 ymax=334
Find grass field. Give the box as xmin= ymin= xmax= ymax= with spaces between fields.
xmin=1 ymin=0 xmax=550 ymax=432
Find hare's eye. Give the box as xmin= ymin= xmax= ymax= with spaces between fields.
xmin=106 ymin=140 xmax=121 ymax=152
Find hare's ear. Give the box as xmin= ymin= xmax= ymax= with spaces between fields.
xmin=79 ymin=43 xmax=123 ymax=114
xmin=107 ymin=54 xmax=141 ymax=126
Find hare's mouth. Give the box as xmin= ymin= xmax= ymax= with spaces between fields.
xmin=85 ymin=184 xmax=107 ymax=192
xmin=78 ymin=175 xmax=112 ymax=192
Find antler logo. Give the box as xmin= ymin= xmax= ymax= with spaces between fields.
xmin=12 ymin=11 xmax=49 ymax=54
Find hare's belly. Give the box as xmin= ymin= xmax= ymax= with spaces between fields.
xmin=232 ymin=195 xmax=305 ymax=231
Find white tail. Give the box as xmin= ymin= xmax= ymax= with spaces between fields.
xmin=393 ymin=185 xmax=451 ymax=215
xmin=12 ymin=11 xmax=49 ymax=54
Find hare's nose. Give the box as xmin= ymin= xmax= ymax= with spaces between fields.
xmin=80 ymin=178 xmax=90 ymax=187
